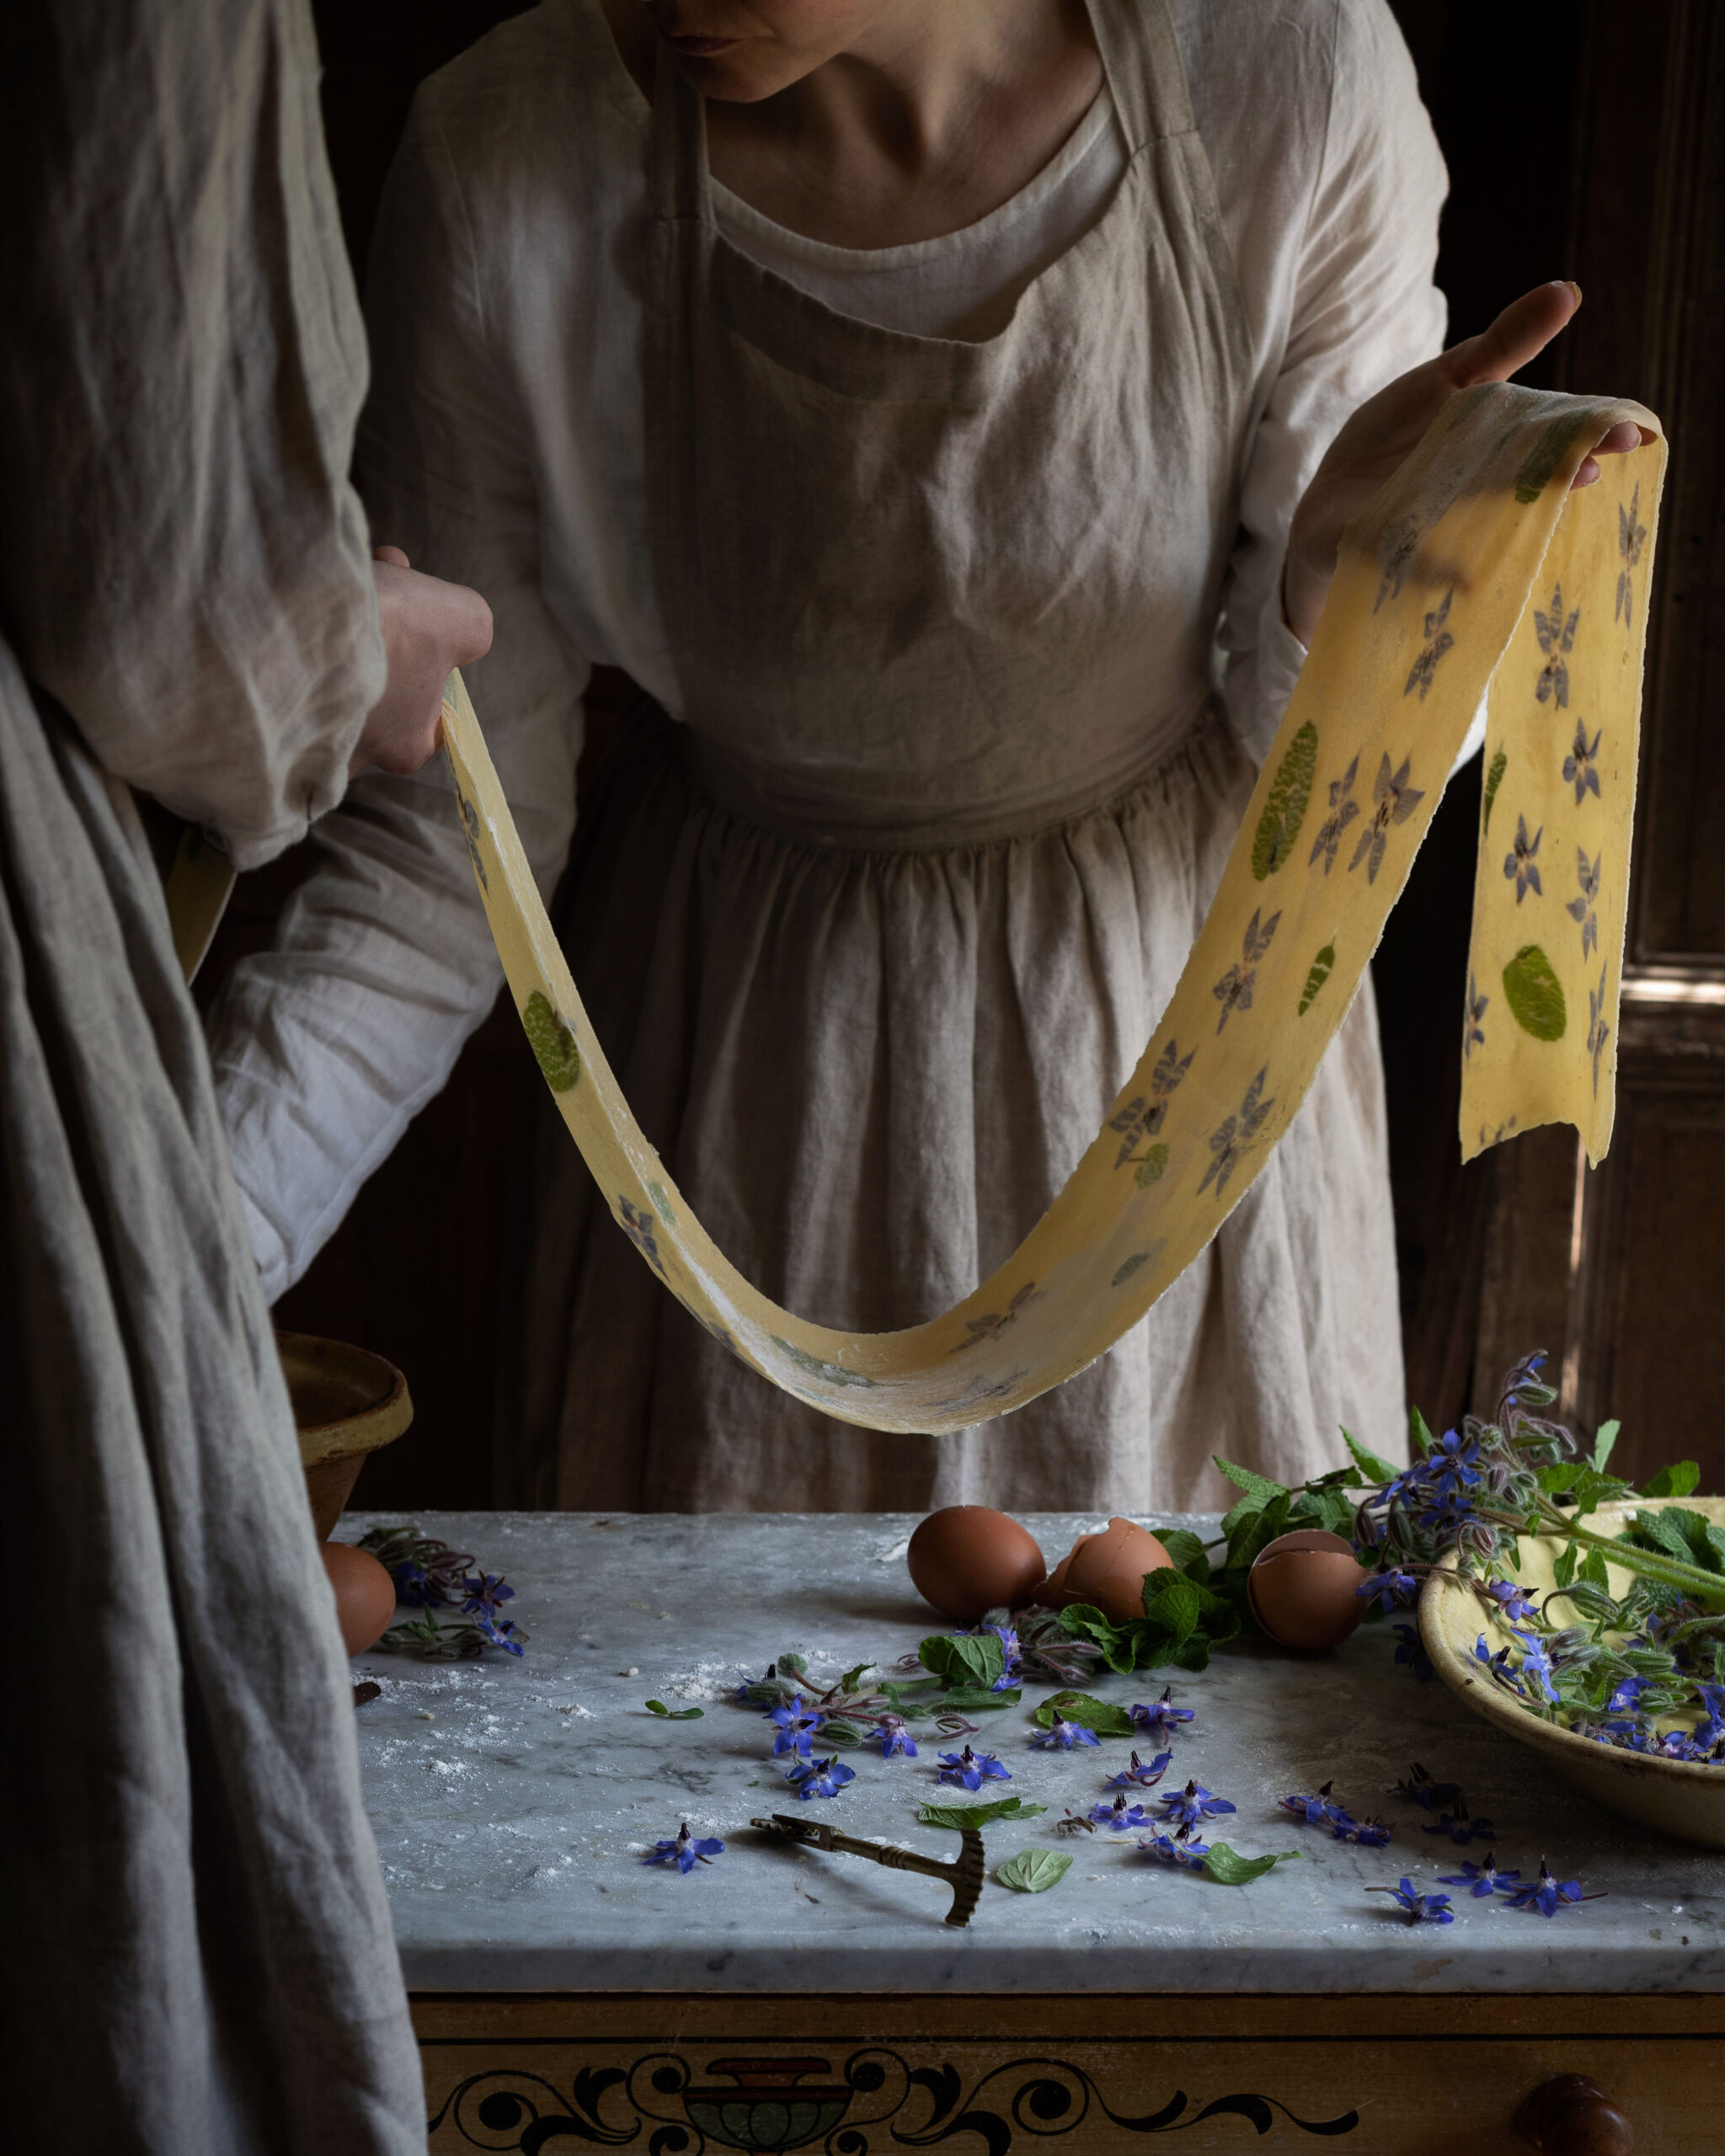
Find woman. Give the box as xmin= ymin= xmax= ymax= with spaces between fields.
xmin=210 ymin=0 xmax=1632 ymax=1513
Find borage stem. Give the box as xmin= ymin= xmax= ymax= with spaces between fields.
xmin=1548 ymin=1518 xmax=1725 ymax=1608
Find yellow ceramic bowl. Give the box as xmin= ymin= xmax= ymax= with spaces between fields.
xmin=1419 ymin=1497 xmax=1725 ymax=1849
xmin=278 ymin=1330 xmax=414 ymax=1538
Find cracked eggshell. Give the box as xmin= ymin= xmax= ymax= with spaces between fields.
xmin=321 ymin=1541 xmax=398 ymax=1657
xmin=1247 ymin=1528 xmax=1369 ymax=1652
xmin=1036 ymin=1515 xmax=1174 ymax=1626
xmin=906 ymin=1506 xmax=1046 ymax=1625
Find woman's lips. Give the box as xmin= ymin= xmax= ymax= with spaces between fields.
xmin=665 ymin=33 xmax=740 ymax=55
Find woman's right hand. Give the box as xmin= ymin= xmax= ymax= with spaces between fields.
xmin=351 ymin=544 xmax=494 ymax=776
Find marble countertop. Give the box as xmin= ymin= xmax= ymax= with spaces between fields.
xmin=344 ymin=1511 xmax=1725 ymax=1994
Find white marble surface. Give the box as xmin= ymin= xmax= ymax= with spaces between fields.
xmin=342 ymin=1511 xmax=1725 ymax=1993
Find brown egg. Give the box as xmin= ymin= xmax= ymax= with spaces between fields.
xmin=906 ymin=1506 xmax=1046 ymax=1625
xmin=320 ymin=1541 xmax=398 ymax=1657
xmin=1037 ymin=1516 xmax=1175 ymax=1625
xmin=1247 ymin=1528 xmax=1370 ymax=1653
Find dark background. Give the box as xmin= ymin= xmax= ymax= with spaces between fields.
xmin=200 ymin=1 xmax=1724 ymax=1508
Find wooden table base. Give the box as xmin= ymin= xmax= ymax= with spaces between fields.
xmin=413 ymin=1993 xmax=1722 ymax=2153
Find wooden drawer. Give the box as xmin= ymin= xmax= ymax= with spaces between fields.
xmin=414 ymin=1993 xmax=1722 ymax=2153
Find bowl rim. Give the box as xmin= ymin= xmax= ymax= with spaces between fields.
xmin=1418 ymin=1496 xmax=1725 ymax=1786
xmin=277 ymin=1328 xmax=414 ymax=1466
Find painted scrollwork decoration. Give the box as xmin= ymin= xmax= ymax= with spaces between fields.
xmin=426 ymin=2046 xmax=1361 ymax=2152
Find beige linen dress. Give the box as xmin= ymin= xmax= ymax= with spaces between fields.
xmin=211 ymin=0 xmax=1450 ymax=1512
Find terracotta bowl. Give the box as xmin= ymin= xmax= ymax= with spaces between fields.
xmin=1419 ymin=1497 xmax=1725 ymax=1849
xmin=278 ymin=1330 xmax=414 ymax=1539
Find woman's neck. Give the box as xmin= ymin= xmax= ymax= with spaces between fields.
xmin=601 ymin=0 xmax=1104 ymax=250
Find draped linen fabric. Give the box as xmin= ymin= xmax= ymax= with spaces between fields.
xmin=0 ymin=4 xmax=424 ymax=2148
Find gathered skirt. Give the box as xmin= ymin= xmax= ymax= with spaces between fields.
xmin=507 ymin=702 xmax=1406 ymax=1513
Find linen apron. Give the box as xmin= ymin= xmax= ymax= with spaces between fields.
xmin=508 ymin=0 xmax=1407 ymax=1513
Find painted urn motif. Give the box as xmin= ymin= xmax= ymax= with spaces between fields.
xmin=678 ymin=2057 xmax=854 ymax=2152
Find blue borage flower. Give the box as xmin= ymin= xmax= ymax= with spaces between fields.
xmin=1438 ymin=1854 xmax=1521 ymax=1899
xmin=1357 ymin=1568 xmax=1420 ymax=1614
xmin=644 ymin=1822 xmax=724 ymax=1873
xmin=766 ymin=1702 xmax=825 ymax=1759
xmin=1129 ymin=1688 xmax=1195 ymax=1737
xmin=1390 ymin=1764 xmax=1461 ymax=1812
xmin=1422 ymin=1804 xmax=1498 ymax=1846
xmin=1029 ymin=1713 xmax=1100 ymax=1752
xmin=1501 ymin=1858 xmax=1598 ymax=1918
xmin=1138 ymin=1833 xmax=1210 ymax=1870
xmin=787 ymin=1754 xmax=855 ymax=1801
xmin=872 ymin=1715 xmax=918 ymax=1758
xmin=1484 ymin=1579 xmax=1541 ymax=1625
xmin=1089 ymin=1794 xmax=1152 ymax=1831
xmin=1391 ymin=1625 xmax=1434 ymax=1681
xmin=1346 ymin=1817 xmax=1394 ymax=1848
xmin=1371 ymin=1877 xmax=1455 ymax=1924
xmin=1106 ymin=1750 xmax=1173 ymax=1790
xmin=1159 ymin=1780 xmax=1236 ymax=1831
xmin=936 ymin=1746 xmax=1010 ymax=1789
xmin=1279 ymin=1781 xmax=1350 ymax=1830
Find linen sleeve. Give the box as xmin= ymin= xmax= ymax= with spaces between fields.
xmin=0 ymin=0 xmax=384 ymax=870
xmin=1217 ymin=0 xmax=1458 ymax=771
xmin=207 ymin=117 xmax=589 ymax=1299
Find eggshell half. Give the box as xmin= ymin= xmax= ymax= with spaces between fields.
xmin=321 ymin=1541 xmax=398 ymax=1657
xmin=906 ymin=1506 xmax=1046 ymax=1624
xmin=1247 ymin=1528 xmax=1369 ymax=1653
xmin=1036 ymin=1516 xmax=1174 ymax=1625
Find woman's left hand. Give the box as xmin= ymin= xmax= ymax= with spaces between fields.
xmin=1282 ymin=280 xmax=1650 ymax=648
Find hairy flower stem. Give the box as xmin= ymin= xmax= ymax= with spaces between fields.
xmin=1548 ymin=1518 xmax=1725 ymax=1609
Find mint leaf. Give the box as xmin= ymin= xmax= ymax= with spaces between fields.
xmin=936 ymin=1686 xmax=1021 ymax=1711
xmin=996 ymin=1849 xmax=1073 ymax=1894
xmin=1153 ymin=1529 xmax=1212 ymax=1584
xmin=917 ymin=1795 xmax=1047 ymax=1830
xmin=1142 ymin=1569 xmax=1202 ymax=1646
xmin=1202 ymin=1843 xmax=1305 ymax=1887
xmin=644 ymin=1700 xmax=704 ymax=1720
xmin=1643 ymin=1460 xmax=1701 ymax=1499
xmin=919 ymin=1632 xmax=1005 ymax=1691
xmin=1214 ymin=1456 xmax=1289 ymax=1508
xmin=1033 ymin=1689 xmax=1137 ymax=1737
xmin=1343 ymin=1428 xmax=1400 ymax=1486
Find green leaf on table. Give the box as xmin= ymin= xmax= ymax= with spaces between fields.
xmin=879 ymin=1678 xmax=943 ymax=1706
xmin=1343 ymin=1428 xmax=1400 ymax=1486
xmin=1201 ymin=1844 xmax=1306 ymax=1888
xmin=837 ymin=1662 xmax=875 ymax=1694
xmin=920 ymin=1631 xmax=1006 ymax=1692
xmin=1591 ymin=1419 xmax=1621 ymax=1474
xmin=917 ymin=1795 xmax=1048 ymax=1830
xmin=1033 ymin=1689 xmax=1138 ymax=1737
xmin=1642 ymin=1460 xmax=1701 ymax=1499
xmin=644 ymin=1700 xmax=704 ymax=1720
xmin=936 ymin=1686 xmax=1022 ymax=1712
xmin=996 ymin=1849 xmax=1073 ymax=1894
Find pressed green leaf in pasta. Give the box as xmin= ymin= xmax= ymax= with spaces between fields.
xmin=648 ymin=1180 xmax=677 ymax=1225
xmin=1202 ymin=1843 xmax=1305 ymax=1887
xmin=1252 ymin=719 xmax=1318 ymax=879
xmin=772 ymin=1336 xmax=876 ymax=1388
xmin=522 ymin=990 xmax=580 ymax=1091
xmin=997 ymin=1849 xmax=1073 ymax=1894
xmin=917 ymin=1795 xmax=1047 ymax=1830
xmin=1297 ymin=944 xmax=1335 ymax=1016
xmin=1112 ymin=1251 xmax=1151 ymax=1288
xmin=1482 ymin=746 xmax=1508 ymax=835
xmin=1502 ymin=944 xmax=1567 ymax=1041
xmin=1134 ymin=1144 xmax=1170 ymax=1188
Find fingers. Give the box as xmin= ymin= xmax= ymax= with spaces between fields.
xmin=372 ymin=543 xmax=410 ymax=568
xmin=1443 ymin=280 xmax=1580 ymax=390
xmin=1568 ymin=420 xmax=1652 ymax=492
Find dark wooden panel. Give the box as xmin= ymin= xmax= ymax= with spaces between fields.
xmin=1567 ymin=989 xmax=1725 ymax=1479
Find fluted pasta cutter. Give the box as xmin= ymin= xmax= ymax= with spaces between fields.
xmin=751 ymin=1813 xmax=986 ymax=1927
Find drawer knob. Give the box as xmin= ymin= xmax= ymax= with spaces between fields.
xmin=1514 ymin=2073 xmax=1634 ymax=2155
